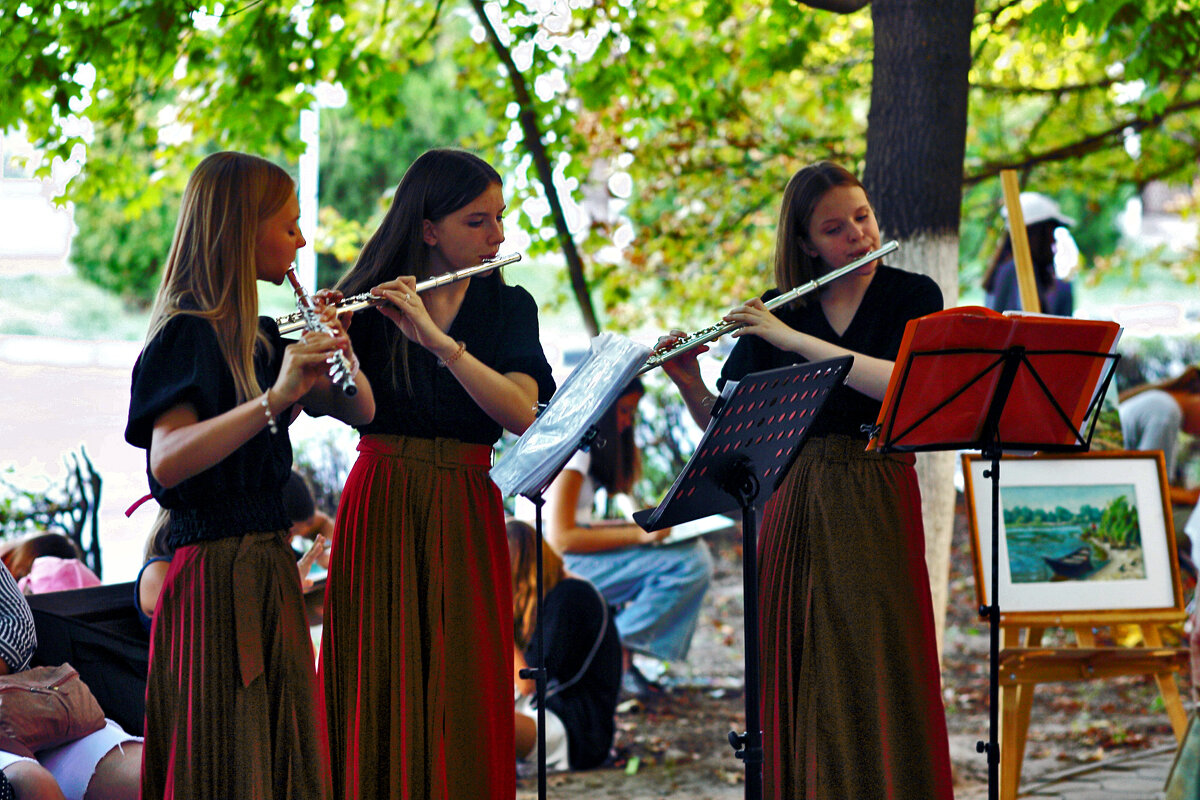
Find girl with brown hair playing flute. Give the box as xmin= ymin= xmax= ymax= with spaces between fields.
xmin=659 ymin=161 xmax=953 ymax=799
xmin=126 ymin=151 xmax=374 ymax=800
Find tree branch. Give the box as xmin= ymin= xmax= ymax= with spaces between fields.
xmin=468 ymin=0 xmax=600 ymax=336
xmin=793 ymin=0 xmax=871 ymax=12
xmin=964 ymin=96 xmax=1200 ymax=185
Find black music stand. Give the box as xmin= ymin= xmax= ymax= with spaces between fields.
xmin=634 ymin=357 xmax=853 ymax=800
xmin=514 ymin=426 xmax=599 ymax=800
xmin=873 ymin=341 xmax=1118 ymax=800
xmin=492 ymin=332 xmax=650 ymax=800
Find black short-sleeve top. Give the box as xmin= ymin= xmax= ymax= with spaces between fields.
xmin=125 ymin=314 xmax=294 ymax=548
xmin=351 ymin=273 xmax=556 ymax=445
xmin=719 ymin=265 xmax=943 ymax=440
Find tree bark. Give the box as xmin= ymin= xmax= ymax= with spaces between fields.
xmin=469 ymin=0 xmax=601 ymax=336
xmin=861 ymin=0 xmax=975 ymax=660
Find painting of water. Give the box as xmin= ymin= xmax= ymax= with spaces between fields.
xmin=1002 ymin=483 xmax=1147 ymax=584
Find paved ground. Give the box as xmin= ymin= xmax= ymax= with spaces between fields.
xmin=1002 ymin=745 xmax=1177 ymax=800
xmin=0 ymin=334 xmax=148 ymax=580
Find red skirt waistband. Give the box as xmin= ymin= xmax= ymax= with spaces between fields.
xmin=357 ymin=434 xmax=494 ymax=468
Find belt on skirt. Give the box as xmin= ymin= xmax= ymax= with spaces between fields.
xmin=233 ymin=530 xmax=292 ymax=687
xmin=800 ymin=433 xmax=916 ymax=466
xmin=357 ymin=434 xmax=493 ymax=468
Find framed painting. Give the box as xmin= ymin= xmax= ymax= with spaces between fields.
xmin=962 ymin=450 xmax=1184 ymax=624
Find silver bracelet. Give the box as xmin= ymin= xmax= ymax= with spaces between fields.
xmin=260 ymin=392 xmax=278 ymax=435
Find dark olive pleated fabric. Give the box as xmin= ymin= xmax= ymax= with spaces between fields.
xmin=758 ymin=435 xmax=954 ymax=800
xmin=320 ymin=435 xmax=515 ymax=800
xmin=142 ymin=532 xmax=330 ymax=800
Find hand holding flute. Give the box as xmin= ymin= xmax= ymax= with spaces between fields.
xmin=642 ymin=240 xmax=899 ymax=375
xmin=283 ymin=266 xmax=359 ymax=396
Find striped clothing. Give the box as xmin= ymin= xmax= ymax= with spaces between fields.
xmin=0 ymin=566 xmax=36 ymax=673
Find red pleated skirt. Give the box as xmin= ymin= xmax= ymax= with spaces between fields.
xmin=758 ymin=435 xmax=954 ymax=800
xmin=320 ymin=434 xmax=515 ymax=800
xmin=142 ymin=531 xmax=330 ymax=800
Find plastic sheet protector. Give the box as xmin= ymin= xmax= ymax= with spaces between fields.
xmin=490 ymin=332 xmax=652 ymax=499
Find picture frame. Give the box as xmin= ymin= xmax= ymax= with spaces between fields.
xmin=962 ymin=450 xmax=1184 ymax=625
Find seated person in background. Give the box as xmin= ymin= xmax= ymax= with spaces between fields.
xmin=280 ymin=469 xmax=333 ymax=574
xmin=543 ymin=378 xmax=713 ymax=696
xmin=0 ymin=534 xmax=100 ymax=593
xmin=509 ymin=520 xmax=620 ymax=773
xmin=0 ymin=563 xmax=143 ymax=800
xmin=1118 ymin=366 xmax=1200 ymax=507
xmin=982 ymin=191 xmax=1075 ymax=317
xmin=134 ymin=510 xmax=174 ymax=631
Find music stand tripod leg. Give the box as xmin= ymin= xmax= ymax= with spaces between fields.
xmin=977 ymin=447 xmax=1002 ymax=800
xmin=721 ymin=456 xmax=764 ymax=800
xmin=516 ymin=495 xmax=550 ymax=800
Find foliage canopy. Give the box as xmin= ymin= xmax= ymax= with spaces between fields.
xmin=2 ymin=0 xmax=1198 ymax=323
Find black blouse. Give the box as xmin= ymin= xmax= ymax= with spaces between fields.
xmin=719 ymin=265 xmax=943 ymax=439
xmin=125 ymin=314 xmax=294 ymax=547
xmin=351 ymin=273 xmax=556 ymax=445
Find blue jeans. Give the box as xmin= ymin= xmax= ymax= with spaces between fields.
xmin=564 ymin=539 xmax=713 ymax=663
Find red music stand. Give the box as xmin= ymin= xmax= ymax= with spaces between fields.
xmin=870 ymin=307 xmax=1120 ymax=800
xmin=635 ymin=356 xmax=853 ymax=800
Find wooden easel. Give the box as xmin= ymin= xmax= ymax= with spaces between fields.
xmin=963 ymin=451 xmax=1192 ymax=800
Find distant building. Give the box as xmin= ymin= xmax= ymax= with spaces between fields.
xmin=0 ymin=134 xmax=76 ymax=276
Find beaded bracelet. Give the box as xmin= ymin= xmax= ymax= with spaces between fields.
xmin=260 ymin=392 xmax=278 ymax=434
xmin=438 ymin=340 xmax=466 ymax=368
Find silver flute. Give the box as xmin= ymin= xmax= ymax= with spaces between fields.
xmin=639 ymin=240 xmax=900 ymax=374
xmin=283 ymin=266 xmax=358 ymax=396
xmin=276 ymin=252 xmax=523 ymax=335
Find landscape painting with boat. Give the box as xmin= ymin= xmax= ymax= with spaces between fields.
xmin=1001 ymin=483 xmax=1145 ymax=584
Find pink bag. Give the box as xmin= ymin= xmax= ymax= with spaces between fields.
xmin=17 ymin=557 xmax=101 ymax=594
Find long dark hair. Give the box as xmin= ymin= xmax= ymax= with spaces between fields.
xmin=773 ymin=162 xmax=869 ymax=301
xmin=589 ymin=379 xmax=644 ymax=496
xmin=1118 ymin=364 xmax=1200 ymax=404
xmin=980 ymin=221 xmax=1059 ymax=295
xmin=335 ymin=148 xmax=503 ymax=393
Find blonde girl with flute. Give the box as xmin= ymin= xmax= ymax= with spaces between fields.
xmin=659 ymin=161 xmax=953 ymax=799
xmin=125 ymin=151 xmax=374 ymax=800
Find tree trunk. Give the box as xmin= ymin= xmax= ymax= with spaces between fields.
xmin=862 ymin=0 xmax=975 ymax=660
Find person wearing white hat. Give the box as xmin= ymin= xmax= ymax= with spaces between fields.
xmin=982 ymin=191 xmax=1077 ymax=316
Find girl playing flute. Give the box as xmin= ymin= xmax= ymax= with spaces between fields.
xmin=126 ymin=151 xmax=374 ymax=800
xmin=660 ymin=161 xmax=953 ymax=800
xmin=320 ymin=148 xmax=556 ymax=800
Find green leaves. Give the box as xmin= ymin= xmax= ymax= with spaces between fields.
xmin=3 ymin=0 xmax=1198 ymax=322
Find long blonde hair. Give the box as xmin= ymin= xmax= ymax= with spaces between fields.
xmin=507 ymin=519 xmax=565 ymax=651
xmin=146 ymin=151 xmax=296 ymax=402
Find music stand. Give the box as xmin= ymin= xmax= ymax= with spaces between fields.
xmin=872 ymin=318 xmax=1119 ymax=800
xmin=491 ymin=332 xmax=650 ymax=800
xmin=634 ymin=356 xmax=853 ymax=800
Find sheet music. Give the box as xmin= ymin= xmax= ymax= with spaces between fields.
xmin=652 ymin=514 xmax=736 ymax=546
xmin=490 ymin=332 xmax=651 ymax=498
